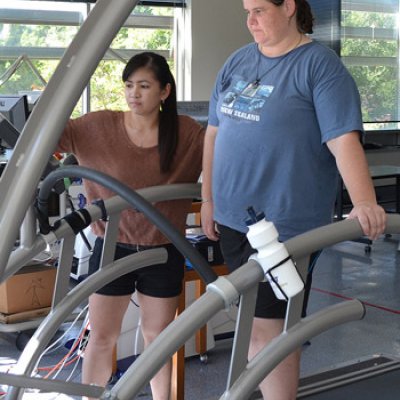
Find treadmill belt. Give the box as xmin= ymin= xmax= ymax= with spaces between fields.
xmin=250 ymin=356 xmax=400 ymax=400
xmin=298 ymin=355 xmax=400 ymax=399
xmin=300 ymin=368 xmax=400 ymax=399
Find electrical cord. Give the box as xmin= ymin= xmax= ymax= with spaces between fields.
xmin=36 ymin=305 xmax=88 ymax=358
xmin=0 ymin=333 xmax=89 ymax=398
xmin=34 ymin=305 xmax=89 ymax=371
xmin=42 ymin=321 xmax=89 ymax=379
xmin=63 ymin=351 xmax=82 ymax=383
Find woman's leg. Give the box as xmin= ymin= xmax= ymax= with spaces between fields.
xmin=136 ymin=292 xmax=179 ymax=400
xmin=82 ymin=293 xmax=131 ymax=399
xmin=249 ymin=317 xmax=301 ymax=400
xmin=218 ymin=224 xmax=304 ymax=400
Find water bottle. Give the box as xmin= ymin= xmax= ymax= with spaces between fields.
xmin=245 ymin=207 xmax=304 ymax=300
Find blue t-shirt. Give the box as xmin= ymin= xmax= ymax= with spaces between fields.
xmin=208 ymin=41 xmax=363 ymax=240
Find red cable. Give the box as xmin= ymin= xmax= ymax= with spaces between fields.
xmin=39 ymin=322 xmax=89 ymax=378
xmin=312 ymin=287 xmax=400 ymax=315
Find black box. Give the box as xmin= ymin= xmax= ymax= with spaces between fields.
xmin=186 ymin=233 xmax=224 ymax=268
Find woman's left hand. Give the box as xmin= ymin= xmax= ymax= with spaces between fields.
xmin=347 ymin=202 xmax=387 ymax=240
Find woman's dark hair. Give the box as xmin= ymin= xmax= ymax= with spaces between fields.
xmin=122 ymin=52 xmax=178 ymax=173
xmin=269 ymin=0 xmax=314 ymax=34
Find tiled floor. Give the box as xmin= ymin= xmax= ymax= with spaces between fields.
xmin=1 ymin=234 xmax=400 ymax=399
xmin=184 ymin=234 xmax=400 ymax=399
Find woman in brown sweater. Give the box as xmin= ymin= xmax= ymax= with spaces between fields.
xmin=58 ymin=52 xmax=205 ymax=400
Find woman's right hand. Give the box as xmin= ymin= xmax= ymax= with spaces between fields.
xmin=201 ymin=201 xmax=219 ymax=241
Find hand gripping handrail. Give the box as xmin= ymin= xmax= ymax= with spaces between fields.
xmin=285 ymin=214 xmax=400 ymax=259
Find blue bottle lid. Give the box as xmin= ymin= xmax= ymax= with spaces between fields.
xmin=78 ymin=193 xmax=87 ymax=208
xmin=245 ymin=206 xmax=265 ymax=226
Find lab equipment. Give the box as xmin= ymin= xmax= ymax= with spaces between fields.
xmin=0 ymin=95 xmax=29 ymax=132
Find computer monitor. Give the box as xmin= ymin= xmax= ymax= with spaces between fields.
xmin=0 ymin=114 xmax=20 ymax=150
xmin=177 ymin=101 xmax=209 ymax=127
xmin=0 ymin=95 xmax=28 ymax=152
xmin=0 ymin=95 xmax=29 ymax=132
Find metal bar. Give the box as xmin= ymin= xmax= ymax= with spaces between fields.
xmin=225 ymin=285 xmax=258 ymax=390
xmin=0 ymin=47 xmax=170 ymax=61
xmin=0 ymin=372 xmax=103 ymax=398
xmin=19 ymin=205 xmax=37 ymax=250
xmin=221 ymin=300 xmax=366 ymax=400
xmin=101 ymin=213 xmax=121 ymax=268
xmin=52 ymin=234 xmax=75 ymax=307
xmin=284 ymin=256 xmax=309 ymax=331
xmin=107 ymin=288 xmax=228 ymax=400
xmin=284 ymin=214 xmax=400 ymax=260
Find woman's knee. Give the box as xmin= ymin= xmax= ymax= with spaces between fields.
xmin=141 ymin=326 xmax=162 ymax=345
xmin=88 ymin=327 xmax=119 ymax=349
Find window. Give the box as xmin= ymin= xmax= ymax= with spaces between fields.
xmin=48 ymin=0 xmax=185 ymax=5
xmin=0 ymin=0 xmax=182 ymax=116
xmin=341 ymin=1 xmax=399 ymax=130
xmin=310 ymin=0 xmax=400 ymax=131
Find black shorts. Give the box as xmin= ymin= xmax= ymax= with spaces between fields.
xmin=88 ymin=237 xmax=185 ymax=298
xmin=217 ymin=224 xmax=319 ymax=319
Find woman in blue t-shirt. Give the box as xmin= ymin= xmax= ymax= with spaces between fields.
xmin=201 ymin=1 xmax=386 ymax=399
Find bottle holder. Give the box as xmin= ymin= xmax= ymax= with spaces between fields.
xmin=265 ymin=256 xmax=305 ymax=301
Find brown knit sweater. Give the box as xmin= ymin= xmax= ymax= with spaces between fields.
xmin=58 ymin=110 xmax=204 ymax=245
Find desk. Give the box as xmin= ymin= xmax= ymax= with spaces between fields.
xmin=335 ymin=164 xmax=400 ymax=251
xmin=336 ymin=165 xmax=400 ymax=218
xmin=369 ymin=165 xmax=400 ymax=213
xmin=170 ymin=264 xmax=229 ymax=400
xmin=170 ymin=201 xmax=228 ymax=400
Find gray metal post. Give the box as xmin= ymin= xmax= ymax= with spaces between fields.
xmin=19 ymin=205 xmax=37 ymax=250
xmin=0 ymin=372 xmax=104 ymax=399
xmin=101 ymin=213 xmax=121 ymax=267
xmin=284 ymin=256 xmax=309 ymax=331
xmin=225 ymin=285 xmax=258 ymax=390
xmin=52 ymin=234 xmax=76 ymax=307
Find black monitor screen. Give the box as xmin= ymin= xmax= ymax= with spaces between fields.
xmin=0 ymin=114 xmax=20 ymax=150
xmin=177 ymin=101 xmax=209 ymax=127
xmin=0 ymin=95 xmax=29 ymax=132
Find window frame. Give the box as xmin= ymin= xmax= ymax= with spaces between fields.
xmin=0 ymin=1 xmax=179 ymax=114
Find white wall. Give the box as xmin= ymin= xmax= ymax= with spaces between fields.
xmin=181 ymin=0 xmax=252 ymax=101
